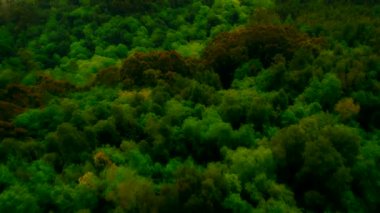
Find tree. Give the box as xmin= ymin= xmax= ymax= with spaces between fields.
xmin=0 ymin=185 xmax=41 ymax=213
xmin=352 ymin=91 xmax=380 ymax=129
xmin=13 ymin=103 xmax=65 ymax=137
xmin=94 ymin=66 xmax=120 ymax=86
xmin=55 ymin=123 xmax=91 ymax=163
xmin=103 ymin=165 xmax=157 ymax=212
xmin=223 ymin=193 xmax=253 ymax=213
xmin=271 ymin=114 xmax=360 ymax=211
xmin=203 ymin=25 xmax=323 ymax=87
xmin=300 ymin=73 xmax=342 ymax=110
xmin=0 ymin=164 xmax=16 ymax=191
xmin=68 ymin=40 xmax=91 ymax=59
xmin=51 ymin=182 xmax=98 ymax=212
xmin=352 ymin=139 xmax=380 ymax=212
xmin=179 ymin=109 xmax=237 ymax=162
xmin=92 ymin=118 xmax=121 ymax=147
xmin=0 ymin=26 xmax=14 ymax=57
xmin=224 ymin=146 xmax=275 ymax=183
xmin=335 ymin=97 xmax=360 ymax=121
xmin=120 ymin=50 xmax=189 ymax=87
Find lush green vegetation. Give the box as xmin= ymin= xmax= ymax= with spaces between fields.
xmin=1 ymin=0 xmax=380 ymax=212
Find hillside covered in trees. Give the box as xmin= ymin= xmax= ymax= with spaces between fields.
xmin=1 ymin=0 xmax=380 ymax=212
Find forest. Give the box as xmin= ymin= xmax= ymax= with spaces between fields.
xmin=1 ymin=0 xmax=380 ymax=212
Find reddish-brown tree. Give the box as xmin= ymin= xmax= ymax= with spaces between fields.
xmin=203 ymin=25 xmax=324 ymax=87
xmin=120 ymin=50 xmax=189 ymax=87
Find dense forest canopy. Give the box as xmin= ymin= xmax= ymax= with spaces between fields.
xmin=1 ymin=0 xmax=380 ymax=212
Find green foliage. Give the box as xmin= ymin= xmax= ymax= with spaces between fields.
xmin=0 ymin=26 xmax=15 ymax=57
xmin=280 ymin=102 xmax=322 ymax=126
xmin=51 ymin=183 xmax=98 ymax=212
xmin=0 ymin=68 xmax=22 ymax=88
xmin=0 ymin=185 xmax=41 ymax=213
xmin=102 ymin=165 xmax=157 ymax=212
xmin=0 ymin=1 xmax=379 ymax=212
xmin=97 ymin=44 xmax=128 ymax=59
xmin=164 ymin=99 xmax=193 ymax=125
xmin=175 ymin=41 xmax=205 ymax=58
xmin=14 ymin=104 xmax=65 ymax=136
xmin=69 ymin=6 xmax=95 ymax=19
xmin=68 ymin=40 xmax=91 ymax=59
xmin=351 ymin=135 xmax=380 ymax=211
xmin=224 ymin=146 xmax=275 ymax=182
xmin=271 ymin=114 xmax=361 ymax=210
xmin=223 ymin=193 xmax=253 ymax=213
xmin=245 ymin=174 xmax=299 ymax=212
xmin=300 ymin=73 xmax=342 ymax=109
xmin=233 ymin=59 xmax=263 ymax=80
xmin=0 ymin=165 xmax=16 ymax=189
xmin=53 ymin=122 xmax=91 ymax=163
